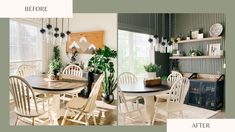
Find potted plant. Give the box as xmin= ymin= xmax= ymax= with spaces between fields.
xmin=144 ymin=63 xmax=161 ymax=78
xmin=88 ymin=45 xmax=117 ymax=104
xmin=48 ymin=46 xmax=63 ymax=80
xmin=188 ymin=49 xmax=203 ymax=56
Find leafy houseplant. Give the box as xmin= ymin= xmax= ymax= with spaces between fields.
xmin=144 ymin=63 xmax=161 ymax=78
xmin=88 ymin=45 xmax=117 ymax=104
xmin=48 ymin=46 xmax=63 ymax=80
xmin=188 ymin=49 xmax=203 ymax=56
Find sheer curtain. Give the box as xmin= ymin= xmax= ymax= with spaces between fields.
xmin=9 ymin=19 xmax=43 ymax=75
xmin=118 ymin=30 xmax=154 ymax=77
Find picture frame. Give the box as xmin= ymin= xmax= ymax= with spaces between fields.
xmin=209 ymin=43 xmax=221 ymax=56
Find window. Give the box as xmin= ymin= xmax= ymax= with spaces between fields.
xmin=10 ymin=19 xmax=43 ymax=75
xmin=118 ymin=30 xmax=154 ymax=77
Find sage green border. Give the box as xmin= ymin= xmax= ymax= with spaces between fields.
xmin=1 ymin=0 xmax=235 ymax=132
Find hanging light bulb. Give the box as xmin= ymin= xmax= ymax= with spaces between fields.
xmin=66 ymin=18 xmax=71 ymax=42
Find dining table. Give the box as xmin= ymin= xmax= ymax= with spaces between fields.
xmin=118 ymin=79 xmax=170 ymax=125
xmin=25 ymin=74 xmax=87 ymax=125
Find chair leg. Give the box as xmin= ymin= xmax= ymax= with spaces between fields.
xmin=61 ymin=109 xmax=69 ymax=126
xmin=92 ymin=113 xmax=97 ymax=125
xmin=151 ymin=113 xmax=156 ymax=125
xmin=32 ymin=118 xmax=35 ymax=126
xmin=123 ymin=115 xmax=126 ymax=125
xmin=15 ymin=116 xmax=19 ymax=126
xmin=85 ymin=114 xmax=89 ymax=126
xmin=48 ymin=111 xmax=53 ymax=125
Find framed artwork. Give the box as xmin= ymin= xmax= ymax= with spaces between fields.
xmin=209 ymin=43 xmax=221 ymax=56
xmin=66 ymin=31 xmax=104 ymax=54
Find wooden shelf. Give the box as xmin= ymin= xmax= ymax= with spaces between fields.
xmin=170 ymin=56 xmax=223 ymax=59
xmin=177 ymin=36 xmax=223 ymax=44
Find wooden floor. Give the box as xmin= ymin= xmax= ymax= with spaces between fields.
xmin=9 ymin=101 xmax=225 ymax=126
xmin=9 ymin=101 xmax=117 ymax=126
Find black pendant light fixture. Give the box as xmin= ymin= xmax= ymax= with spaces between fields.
xmin=40 ymin=18 xmax=71 ymax=43
xmin=46 ymin=18 xmax=52 ymax=30
xmin=66 ymin=18 xmax=71 ymax=36
xmin=54 ymin=18 xmax=59 ymax=38
xmin=60 ymin=18 xmax=65 ymax=38
xmin=154 ymin=14 xmax=158 ymax=39
xmin=40 ymin=18 xmax=46 ymax=34
xmin=148 ymin=14 xmax=153 ymax=43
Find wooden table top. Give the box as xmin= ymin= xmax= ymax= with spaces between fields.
xmin=25 ymin=75 xmax=87 ymax=91
xmin=119 ymin=80 xmax=170 ymax=93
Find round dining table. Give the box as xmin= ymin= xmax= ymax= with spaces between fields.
xmin=118 ymin=79 xmax=170 ymax=125
xmin=25 ymin=74 xmax=87 ymax=125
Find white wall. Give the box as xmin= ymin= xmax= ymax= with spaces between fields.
xmin=60 ymin=13 xmax=117 ymax=67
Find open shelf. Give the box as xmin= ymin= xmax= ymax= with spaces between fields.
xmin=177 ymin=36 xmax=223 ymax=44
xmin=170 ymin=55 xmax=223 ymax=59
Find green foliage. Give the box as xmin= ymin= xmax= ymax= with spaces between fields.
xmin=144 ymin=63 xmax=161 ymax=73
xmin=102 ymin=73 xmax=117 ymax=95
xmin=188 ymin=49 xmax=203 ymax=56
xmin=161 ymin=75 xmax=168 ymax=81
xmin=49 ymin=46 xmax=63 ymax=74
xmin=88 ymin=45 xmax=117 ymax=95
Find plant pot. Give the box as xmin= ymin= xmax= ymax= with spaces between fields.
xmin=146 ymin=72 xmax=156 ymax=79
xmin=102 ymin=93 xmax=114 ymax=104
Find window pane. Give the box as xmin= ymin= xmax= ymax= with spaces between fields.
xmin=9 ymin=20 xmax=43 ymax=75
xmin=118 ymin=30 xmax=153 ymax=77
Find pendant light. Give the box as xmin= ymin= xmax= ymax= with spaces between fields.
xmin=66 ymin=18 xmax=71 ymax=41
xmin=54 ymin=18 xmax=59 ymax=38
xmin=154 ymin=14 xmax=158 ymax=39
xmin=148 ymin=14 xmax=153 ymax=43
xmin=60 ymin=18 xmax=65 ymax=38
xmin=40 ymin=18 xmax=45 ymax=34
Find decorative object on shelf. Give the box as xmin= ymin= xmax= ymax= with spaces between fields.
xmin=197 ymin=33 xmax=204 ymax=39
xmin=144 ymin=63 xmax=161 ymax=79
xmin=40 ymin=18 xmax=71 ymax=44
xmin=190 ymin=29 xmax=199 ymax=39
xmin=209 ymin=23 xmax=223 ymax=37
xmin=188 ymin=49 xmax=203 ymax=56
xmin=48 ymin=46 xmax=63 ymax=80
xmin=209 ymin=43 xmax=221 ymax=56
xmin=88 ymin=45 xmax=117 ymax=104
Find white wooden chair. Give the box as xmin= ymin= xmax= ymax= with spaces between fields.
xmin=61 ymin=64 xmax=83 ymax=102
xmin=15 ymin=64 xmax=51 ymax=105
xmin=9 ymin=76 xmax=52 ymax=125
xmin=155 ymin=71 xmax=183 ymax=100
xmin=61 ymin=74 xmax=104 ymax=126
xmin=152 ymin=77 xmax=190 ymax=124
xmin=118 ymin=87 xmax=145 ymax=125
xmin=16 ymin=64 xmax=37 ymax=78
xmin=167 ymin=71 xmax=183 ymax=87
xmin=118 ymin=72 xmax=143 ymax=108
